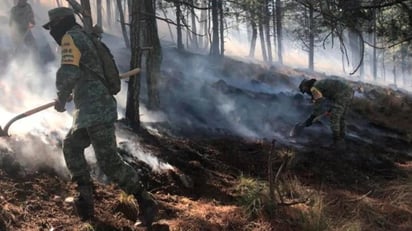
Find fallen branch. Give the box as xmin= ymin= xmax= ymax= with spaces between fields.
xmin=346 ymin=190 xmax=373 ymax=202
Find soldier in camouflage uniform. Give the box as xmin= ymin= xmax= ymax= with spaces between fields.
xmin=9 ymin=0 xmax=37 ymax=54
xmin=299 ymin=78 xmax=354 ymax=147
xmin=43 ymin=7 xmax=158 ymax=225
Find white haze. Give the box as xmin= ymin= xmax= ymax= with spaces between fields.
xmin=0 ymin=1 xmax=409 ymax=177
xmin=0 ymin=1 xmax=173 ymax=177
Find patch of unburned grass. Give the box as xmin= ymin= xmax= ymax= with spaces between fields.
xmin=297 ymin=192 xmax=329 ymax=231
xmin=79 ymin=223 xmax=95 ymax=231
xmin=234 ymin=176 xmax=272 ymax=218
xmin=322 ymin=176 xmax=412 ymax=231
xmin=117 ymin=191 xmax=137 ymax=209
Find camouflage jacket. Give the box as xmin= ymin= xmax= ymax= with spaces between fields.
xmin=56 ymin=25 xmax=117 ymax=130
xmin=310 ymin=79 xmax=353 ymax=115
xmin=9 ymin=3 xmax=34 ymax=33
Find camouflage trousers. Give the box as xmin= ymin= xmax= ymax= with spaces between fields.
xmin=329 ymin=89 xmax=354 ymax=140
xmin=63 ymin=122 xmax=142 ymax=194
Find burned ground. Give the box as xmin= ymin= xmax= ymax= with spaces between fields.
xmin=1 ymin=50 xmax=412 ymax=230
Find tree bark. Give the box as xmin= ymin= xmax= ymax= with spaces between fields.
xmin=116 ymin=0 xmax=130 ymax=48
xmin=190 ymin=0 xmax=199 ymax=49
xmin=126 ymin=0 xmax=142 ymax=130
xmin=308 ymin=3 xmax=314 ymax=71
xmin=106 ymin=0 xmax=112 ymax=29
xmin=400 ymin=44 xmax=407 ymax=85
xmin=175 ymin=1 xmax=184 ymax=50
xmin=249 ymin=19 xmax=257 ymax=58
xmin=372 ymin=9 xmax=377 ymax=80
xmin=258 ymin=20 xmax=268 ymax=62
xmin=210 ymin=0 xmax=220 ymax=56
xmin=96 ymin=0 xmax=102 ymax=27
xmin=161 ymin=7 xmax=175 ymax=42
xmin=264 ymin=0 xmax=272 ymax=63
xmin=199 ymin=0 xmax=208 ymax=49
xmin=144 ymin=0 xmax=161 ymax=110
xmin=393 ymin=54 xmax=397 ymax=86
xmin=80 ymin=0 xmax=93 ymax=32
xmin=127 ymin=0 xmax=132 ymax=25
xmin=275 ymin=0 xmax=283 ymax=64
xmin=272 ymin=0 xmax=277 ymax=58
xmin=219 ymin=0 xmax=224 ymax=56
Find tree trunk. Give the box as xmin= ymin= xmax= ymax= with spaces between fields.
xmin=258 ymin=20 xmax=267 ymax=62
xmin=80 ymin=0 xmax=93 ymax=32
xmin=144 ymin=0 xmax=161 ymax=110
xmin=161 ymin=7 xmax=175 ymax=42
xmin=249 ymin=19 xmax=257 ymax=58
xmin=199 ymin=0 xmax=208 ymax=49
xmin=210 ymin=0 xmax=220 ymax=56
xmin=348 ymin=29 xmax=363 ymax=77
xmin=127 ymin=0 xmax=132 ymax=25
xmin=174 ymin=1 xmax=184 ymax=50
xmin=96 ymin=0 xmax=102 ymax=27
xmin=393 ymin=54 xmax=397 ymax=86
xmin=264 ymin=0 xmax=272 ymax=63
xmin=126 ymin=0 xmax=142 ymax=130
xmin=401 ymin=44 xmax=407 ymax=85
xmin=116 ymin=0 xmax=130 ymax=48
xmin=382 ymin=49 xmax=386 ymax=82
xmin=272 ymin=0 xmax=277 ymax=57
xmin=115 ymin=0 xmax=119 ymax=22
xmin=106 ymin=0 xmax=112 ymax=29
xmin=308 ymin=3 xmax=314 ymax=71
xmin=186 ymin=7 xmax=190 ymax=48
xmin=190 ymin=0 xmax=199 ymax=49
xmin=372 ymin=9 xmax=377 ymax=80
xmin=275 ymin=0 xmax=283 ymax=64
xmin=219 ymin=0 xmax=224 ymax=56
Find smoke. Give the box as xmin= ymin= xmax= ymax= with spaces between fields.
xmin=0 ymin=1 xmax=180 ymax=177
xmin=5 ymin=0 xmax=402 ymax=179
xmin=137 ymin=47 xmax=307 ymax=142
xmin=116 ymin=124 xmax=174 ymax=173
xmin=0 ymin=133 xmax=69 ymax=177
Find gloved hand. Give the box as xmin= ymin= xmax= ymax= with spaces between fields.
xmin=54 ymin=99 xmax=66 ymax=112
xmin=304 ymin=114 xmax=316 ymax=127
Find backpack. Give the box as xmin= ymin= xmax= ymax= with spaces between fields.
xmin=84 ymin=31 xmax=121 ymax=95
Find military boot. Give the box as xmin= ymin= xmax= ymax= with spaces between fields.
xmin=74 ymin=184 xmax=94 ymax=221
xmin=134 ymin=191 xmax=158 ymax=227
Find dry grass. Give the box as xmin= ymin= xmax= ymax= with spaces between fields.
xmin=79 ymin=222 xmax=95 ymax=231
xmin=164 ymin=195 xmax=248 ymax=231
xmin=297 ymin=192 xmax=329 ymax=231
xmin=233 ymin=160 xmax=412 ymax=231
xmin=320 ymin=174 xmax=412 ymax=231
xmin=234 ymin=176 xmax=271 ymax=218
xmin=117 ymin=191 xmax=137 ymax=209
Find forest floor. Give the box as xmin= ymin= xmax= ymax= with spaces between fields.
xmin=1 ymin=49 xmax=412 ymax=231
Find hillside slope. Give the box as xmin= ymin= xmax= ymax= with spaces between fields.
xmin=1 ymin=49 xmax=412 ymax=231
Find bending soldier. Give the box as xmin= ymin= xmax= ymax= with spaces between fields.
xmin=298 ymin=78 xmax=354 ymax=148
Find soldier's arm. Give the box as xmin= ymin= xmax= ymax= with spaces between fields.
xmin=310 ymin=87 xmax=324 ymax=116
xmin=56 ymin=34 xmax=81 ymax=103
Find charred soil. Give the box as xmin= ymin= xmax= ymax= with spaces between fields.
xmin=1 ymin=52 xmax=412 ymax=231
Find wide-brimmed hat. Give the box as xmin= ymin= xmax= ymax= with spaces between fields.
xmin=42 ymin=7 xmax=74 ymax=30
